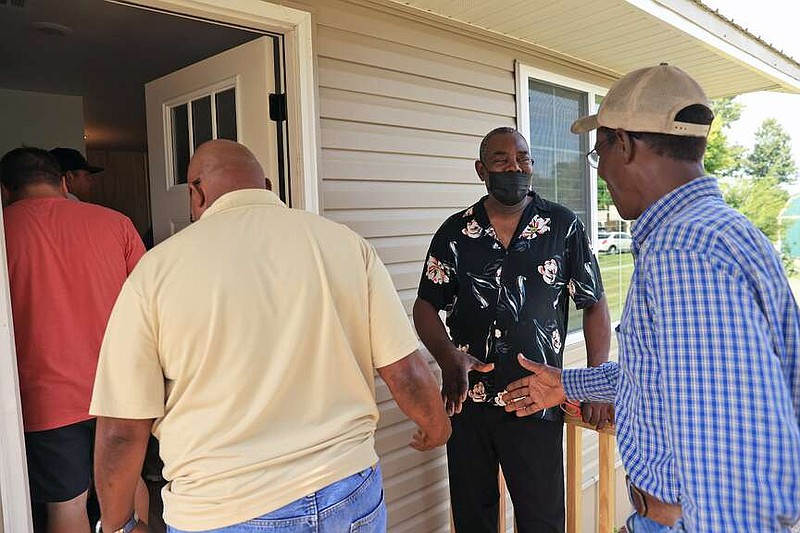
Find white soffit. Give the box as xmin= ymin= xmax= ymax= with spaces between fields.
xmin=379 ymin=0 xmax=800 ymax=96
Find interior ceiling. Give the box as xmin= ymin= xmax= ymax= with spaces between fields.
xmin=0 ymin=0 xmax=261 ymax=150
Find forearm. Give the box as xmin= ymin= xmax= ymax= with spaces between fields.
xmin=413 ymin=298 xmax=457 ymax=362
xmin=412 ymin=298 xmax=458 ymax=362
xmin=377 ymin=350 xmax=450 ymax=440
xmin=583 ymin=295 xmax=611 ymax=367
xmin=95 ymin=417 xmax=153 ymax=529
xmin=562 ymin=362 xmax=618 ymax=403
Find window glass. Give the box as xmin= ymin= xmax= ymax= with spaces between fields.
xmin=215 ymin=88 xmax=237 ymax=141
xmin=191 ymin=95 xmax=213 ymax=150
xmin=528 ymin=79 xmax=590 ymax=332
xmin=170 ymin=104 xmax=189 ymax=185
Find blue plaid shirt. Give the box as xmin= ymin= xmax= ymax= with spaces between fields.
xmin=563 ymin=177 xmax=800 ymax=532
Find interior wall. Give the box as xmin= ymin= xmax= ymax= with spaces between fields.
xmin=86 ymin=150 xmax=151 ymax=241
xmin=0 ymin=88 xmax=85 ymax=157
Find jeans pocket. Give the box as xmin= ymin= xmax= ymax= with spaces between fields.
xmin=349 ymin=490 xmax=386 ymax=533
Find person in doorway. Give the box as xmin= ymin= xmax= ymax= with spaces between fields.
xmin=90 ymin=139 xmax=451 ymax=533
xmin=413 ymin=127 xmax=613 ymax=533
xmin=1 ymin=147 xmax=147 ymax=533
xmin=501 ymin=64 xmax=800 ymax=532
xmin=50 ymin=147 xmax=103 ymax=202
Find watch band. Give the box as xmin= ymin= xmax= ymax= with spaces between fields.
xmin=103 ymin=512 xmax=138 ymax=533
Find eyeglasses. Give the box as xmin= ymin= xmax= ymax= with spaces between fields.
xmin=587 ymin=131 xmax=640 ymax=169
xmin=586 ymin=137 xmax=613 ymax=169
xmin=586 ymin=148 xmax=601 ymax=169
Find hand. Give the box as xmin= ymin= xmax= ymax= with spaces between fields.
xmin=439 ymin=349 xmax=494 ymax=416
xmin=409 ymin=419 xmax=452 ymax=451
xmin=582 ymin=402 xmax=614 ymax=430
xmin=501 ymin=354 xmax=566 ymax=417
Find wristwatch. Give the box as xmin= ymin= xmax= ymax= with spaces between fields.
xmin=101 ymin=512 xmax=139 ymax=533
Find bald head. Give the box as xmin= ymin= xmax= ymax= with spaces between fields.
xmin=187 ymin=140 xmax=269 ymax=221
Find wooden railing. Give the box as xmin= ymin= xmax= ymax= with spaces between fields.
xmin=455 ymin=415 xmax=618 ymax=533
xmin=564 ymin=414 xmax=617 ymax=533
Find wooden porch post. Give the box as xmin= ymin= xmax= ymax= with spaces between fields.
xmin=566 ymin=423 xmax=583 ymax=533
xmin=598 ymin=432 xmax=616 ymax=533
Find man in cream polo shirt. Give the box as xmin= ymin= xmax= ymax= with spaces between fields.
xmin=90 ymin=140 xmax=450 ymax=533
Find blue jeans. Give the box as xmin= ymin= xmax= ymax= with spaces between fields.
xmin=167 ymin=464 xmax=386 ymax=533
xmin=625 ymin=513 xmax=671 ymax=533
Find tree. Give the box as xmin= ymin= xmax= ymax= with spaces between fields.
xmin=597 ymin=180 xmax=612 ymax=211
xmin=723 ymin=176 xmax=788 ymax=242
xmin=745 ymin=118 xmax=797 ymax=183
xmin=706 ymin=103 xmax=795 ymax=244
xmin=704 ymin=98 xmax=745 ymax=177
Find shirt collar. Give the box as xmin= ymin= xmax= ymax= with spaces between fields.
xmin=631 ymin=176 xmax=721 ymax=253
xmin=473 ymin=190 xmax=549 ymax=227
xmin=200 ymin=189 xmax=286 ymax=220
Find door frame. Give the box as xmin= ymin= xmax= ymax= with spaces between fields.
xmin=0 ymin=1 xmax=319 ymax=530
xmin=128 ymin=0 xmax=320 ymax=213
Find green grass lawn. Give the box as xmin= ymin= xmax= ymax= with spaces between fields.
xmin=597 ymin=252 xmax=635 ymax=323
xmin=567 ymin=252 xmax=635 ymax=332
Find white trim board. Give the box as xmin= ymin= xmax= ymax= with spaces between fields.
xmin=0 ymin=210 xmax=32 ymax=533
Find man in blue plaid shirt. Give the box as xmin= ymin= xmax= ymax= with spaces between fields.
xmin=501 ymin=64 xmax=800 ymax=532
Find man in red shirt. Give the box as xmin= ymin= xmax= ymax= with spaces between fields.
xmin=1 ymin=147 xmax=146 ymax=532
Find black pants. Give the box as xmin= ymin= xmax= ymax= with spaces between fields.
xmin=447 ymin=400 xmax=565 ymax=533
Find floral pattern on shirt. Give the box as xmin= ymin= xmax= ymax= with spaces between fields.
xmin=538 ymin=258 xmax=558 ymax=285
xmin=417 ymin=192 xmax=604 ymax=421
xmin=552 ymin=329 xmax=562 ymax=353
xmin=468 ymin=382 xmax=487 ymax=402
xmin=462 ymin=219 xmax=483 ymax=239
xmin=520 ymin=215 xmax=551 ymax=240
xmin=425 ymin=255 xmax=451 ymax=284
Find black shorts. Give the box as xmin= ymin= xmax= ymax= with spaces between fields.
xmin=25 ymin=418 xmax=95 ymax=503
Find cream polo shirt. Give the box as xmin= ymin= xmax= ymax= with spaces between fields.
xmin=90 ymin=189 xmax=419 ymax=530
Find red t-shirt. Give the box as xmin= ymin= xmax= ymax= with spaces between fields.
xmin=4 ymin=197 xmax=146 ymax=432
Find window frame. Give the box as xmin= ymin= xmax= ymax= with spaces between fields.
xmin=515 ymin=62 xmax=608 ymax=347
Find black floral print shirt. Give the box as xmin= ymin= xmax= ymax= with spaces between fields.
xmin=418 ymin=192 xmax=603 ymax=421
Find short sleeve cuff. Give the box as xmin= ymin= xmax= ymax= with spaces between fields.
xmin=574 ymin=289 xmax=605 ymax=310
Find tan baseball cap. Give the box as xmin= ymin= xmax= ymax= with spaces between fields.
xmin=571 ymin=63 xmax=712 ymax=137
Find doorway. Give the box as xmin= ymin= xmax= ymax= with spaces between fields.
xmin=0 ymin=0 xmax=317 ymax=530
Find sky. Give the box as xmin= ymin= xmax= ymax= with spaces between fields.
xmin=700 ymin=1 xmax=800 ymax=186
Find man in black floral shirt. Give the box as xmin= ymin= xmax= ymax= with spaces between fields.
xmin=414 ymin=127 xmax=612 ymax=533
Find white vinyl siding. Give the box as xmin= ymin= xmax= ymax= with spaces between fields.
xmin=275 ymin=0 xmax=629 ymax=529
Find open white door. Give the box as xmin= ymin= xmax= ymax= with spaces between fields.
xmin=145 ymin=36 xmax=279 ymax=244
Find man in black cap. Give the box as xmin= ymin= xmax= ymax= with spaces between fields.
xmin=50 ymin=147 xmax=103 ymax=202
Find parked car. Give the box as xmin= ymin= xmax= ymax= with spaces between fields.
xmin=596 ymin=231 xmax=632 ymax=254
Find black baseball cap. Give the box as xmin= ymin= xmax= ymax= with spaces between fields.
xmin=49 ymin=147 xmax=104 ymax=174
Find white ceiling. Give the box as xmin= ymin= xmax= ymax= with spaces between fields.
xmin=7 ymin=0 xmax=798 ymax=150
xmin=0 ymin=0 xmax=261 ymax=150
xmin=379 ymin=0 xmax=800 ymax=97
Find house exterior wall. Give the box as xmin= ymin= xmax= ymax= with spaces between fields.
xmin=270 ymin=1 xmax=629 ymax=530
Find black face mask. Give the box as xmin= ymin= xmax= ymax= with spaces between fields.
xmin=486 ymin=171 xmax=531 ymax=206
